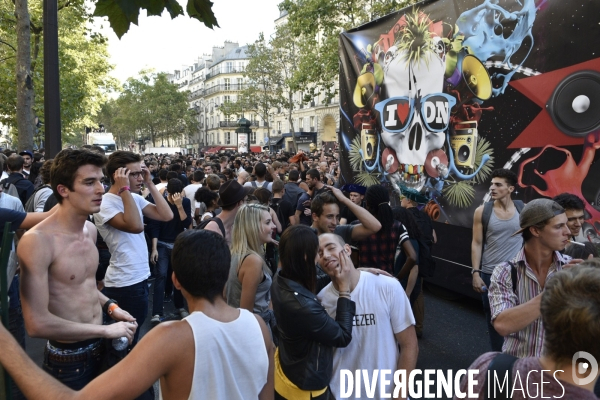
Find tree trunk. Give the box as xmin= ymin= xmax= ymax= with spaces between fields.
xmin=15 ymin=0 xmax=35 ymax=151
xmin=288 ymin=93 xmax=297 ymax=152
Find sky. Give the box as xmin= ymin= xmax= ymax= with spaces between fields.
xmin=94 ymin=0 xmax=282 ymax=84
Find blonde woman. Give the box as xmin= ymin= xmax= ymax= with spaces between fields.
xmin=226 ymin=203 xmax=278 ymax=335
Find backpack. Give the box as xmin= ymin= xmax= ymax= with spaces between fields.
xmin=407 ymin=208 xmax=437 ymax=278
xmin=24 ymin=184 xmax=50 ymax=212
xmin=1 ymin=179 xmax=20 ymax=200
xmin=270 ymin=198 xmax=288 ymax=232
xmin=196 ymin=216 xmax=226 ymax=237
xmin=282 ymin=182 xmax=303 ymax=207
xmin=482 ymin=200 xmax=525 ymax=249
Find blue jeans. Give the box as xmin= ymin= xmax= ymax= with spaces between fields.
xmin=42 ymin=340 xmax=103 ymax=391
xmin=481 ymin=272 xmax=504 ymax=352
xmin=103 ymin=280 xmax=148 ymax=346
xmin=152 ymin=243 xmax=171 ymax=316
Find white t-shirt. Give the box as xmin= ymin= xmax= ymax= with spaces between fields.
xmin=244 ymin=180 xmax=273 ymax=192
xmin=317 ymin=272 xmax=415 ymax=400
xmin=94 ymin=193 xmax=151 ymax=287
xmin=183 ymin=183 xmax=202 ymax=219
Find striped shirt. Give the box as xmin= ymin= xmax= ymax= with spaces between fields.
xmin=488 ymin=248 xmax=570 ymax=358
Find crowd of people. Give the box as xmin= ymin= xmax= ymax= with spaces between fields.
xmin=0 ymin=146 xmax=598 ymax=399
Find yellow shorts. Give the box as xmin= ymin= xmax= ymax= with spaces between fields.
xmin=274 ymin=348 xmax=328 ymax=400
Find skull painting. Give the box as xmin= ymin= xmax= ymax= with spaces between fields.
xmin=377 ymin=48 xmax=448 ymax=190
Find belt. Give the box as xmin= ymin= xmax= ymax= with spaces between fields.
xmin=46 ymin=341 xmax=103 ymax=363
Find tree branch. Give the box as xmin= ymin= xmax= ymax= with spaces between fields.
xmin=0 ymin=38 xmax=16 ymax=52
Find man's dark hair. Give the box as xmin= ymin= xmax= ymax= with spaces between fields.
xmin=279 ymin=225 xmax=319 ymax=293
xmin=311 ymin=191 xmax=339 ymax=217
xmin=234 ymin=159 xmax=241 ymax=168
xmin=172 ymin=230 xmax=230 ymax=302
xmin=490 ymin=168 xmax=517 ymax=187
xmin=170 ymin=163 xmax=182 ymax=172
xmin=195 ymin=187 xmax=219 ymax=208
xmin=288 ymin=169 xmax=299 ymax=181
xmin=106 ymin=151 xmax=141 ymax=184
xmin=306 ymin=168 xmax=320 ymax=181
xmin=552 ymin=193 xmax=585 ymax=211
xmin=158 ymin=169 xmax=168 ymax=181
xmin=166 ymin=171 xmax=178 ymax=181
xmin=6 ymin=154 xmax=24 ymax=172
xmin=254 ymin=163 xmax=267 ymax=178
xmin=33 ymin=152 xmax=43 ymax=162
xmin=51 ymin=149 xmax=107 ymax=204
xmin=192 ymin=170 xmax=205 ymax=182
xmin=365 ymin=184 xmax=393 ymax=234
xmin=166 ymin=178 xmax=183 ymax=194
xmin=39 ymin=159 xmax=53 ymax=184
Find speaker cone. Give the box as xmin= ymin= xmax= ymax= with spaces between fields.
xmin=458 ymin=145 xmax=470 ymax=162
xmin=547 ymin=70 xmax=600 ymax=137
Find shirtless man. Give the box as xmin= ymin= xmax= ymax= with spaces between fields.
xmin=18 ymin=149 xmax=137 ymax=390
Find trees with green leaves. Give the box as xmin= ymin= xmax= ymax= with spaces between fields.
xmin=0 ymin=0 xmax=116 ymax=149
xmin=241 ymin=32 xmax=283 ymax=145
xmin=280 ymin=0 xmax=419 ymax=103
xmin=99 ymin=72 xmax=197 ymax=149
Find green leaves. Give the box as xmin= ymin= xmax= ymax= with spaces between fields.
xmin=186 ymin=0 xmax=218 ymax=28
xmin=93 ymin=0 xmax=140 ymax=39
xmin=93 ymin=0 xmax=217 ymax=39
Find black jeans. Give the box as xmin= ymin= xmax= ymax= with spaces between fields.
xmin=103 ymin=280 xmax=148 ymax=347
xmin=481 ymin=272 xmax=504 ymax=351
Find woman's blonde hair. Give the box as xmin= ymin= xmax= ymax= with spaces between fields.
xmin=231 ymin=204 xmax=271 ymax=275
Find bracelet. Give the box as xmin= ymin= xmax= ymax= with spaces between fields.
xmin=117 ymin=186 xmax=131 ymax=196
xmin=471 ymin=269 xmax=482 ymax=275
xmin=339 ymin=291 xmax=351 ymax=297
xmin=103 ymin=299 xmax=118 ymax=315
xmin=107 ymin=303 xmax=119 ymax=315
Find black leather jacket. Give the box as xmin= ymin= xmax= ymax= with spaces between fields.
xmin=271 ymin=271 xmax=355 ymax=391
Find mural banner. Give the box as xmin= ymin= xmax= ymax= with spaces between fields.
xmin=339 ymin=0 xmax=600 ymax=237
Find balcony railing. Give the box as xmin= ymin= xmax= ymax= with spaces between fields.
xmin=204 ymin=84 xmax=248 ymax=96
xmin=219 ymin=121 xmax=239 ymax=127
xmin=205 ymin=67 xmax=245 ymax=80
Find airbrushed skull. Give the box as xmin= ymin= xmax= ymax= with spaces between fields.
xmin=377 ymin=49 xmax=447 ymax=190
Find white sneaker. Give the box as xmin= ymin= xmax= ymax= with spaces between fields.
xmin=151 ymin=314 xmax=161 ymax=323
xmin=178 ymin=308 xmax=189 ymax=318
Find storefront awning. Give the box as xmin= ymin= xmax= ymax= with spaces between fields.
xmin=250 ymin=146 xmax=262 ymax=153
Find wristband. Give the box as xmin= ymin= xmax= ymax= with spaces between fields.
xmin=108 ymin=303 xmax=119 ymax=315
xmin=117 ymin=186 xmax=131 ymax=196
xmin=471 ymin=269 xmax=482 ymax=275
xmin=339 ymin=291 xmax=351 ymax=297
xmin=103 ymin=299 xmax=118 ymax=315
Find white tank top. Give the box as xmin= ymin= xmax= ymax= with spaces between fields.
xmin=159 ymin=309 xmax=269 ymax=400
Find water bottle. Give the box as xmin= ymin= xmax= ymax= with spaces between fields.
xmin=112 ymin=337 xmax=128 ymax=351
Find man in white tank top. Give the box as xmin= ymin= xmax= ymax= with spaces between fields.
xmin=0 ymin=230 xmax=274 ymax=400
xmin=471 ymin=169 xmax=523 ymax=351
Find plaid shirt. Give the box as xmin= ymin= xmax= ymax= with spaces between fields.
xmin=355 ymin=220 xmax=408 ymax=273
xmin=489 ymin=248 xmax=570 ymax=358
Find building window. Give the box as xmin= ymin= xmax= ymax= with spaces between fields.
xmin=210 ymin=117 xmax=214 ymax=128
xmin=217 ymin=132 xmax=221 ymax=144
xmin=236 ymin=78 xmax=243 ymax=90
xmin=225 ymin=132 xmax=231 ymax=144
xmin=224 ymin=78 xmax=230 ymax=90
xmin=277 ymin=121 xmax=282 ymax=132
xmin=310 ymin=116 xmax=315 ymax=131
xmin=224 ymin=95 xmax=231 ymax=103
xmin=226 ymin=62 xmax=233 ymax=73
xmin=299 ymin=118 xmax=304 ymax=130
xmin=250 ymin=132 xmax=256 ymax=144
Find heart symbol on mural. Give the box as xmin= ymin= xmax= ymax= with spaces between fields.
xmin=396 ymin=102 xmax=410 ymax=125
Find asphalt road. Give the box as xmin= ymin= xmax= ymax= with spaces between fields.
xmin=23 ymin=282 xmax=491 ymax=400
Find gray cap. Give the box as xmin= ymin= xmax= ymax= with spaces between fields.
xmin=512 ymin=198 xmax=565 ymax=236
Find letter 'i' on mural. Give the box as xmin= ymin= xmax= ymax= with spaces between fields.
xmin=339 ymin=0 xmax=600 ymax=242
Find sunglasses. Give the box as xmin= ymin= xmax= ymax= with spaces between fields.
xmin=374 ymin=93 xmax=456 ymax=133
